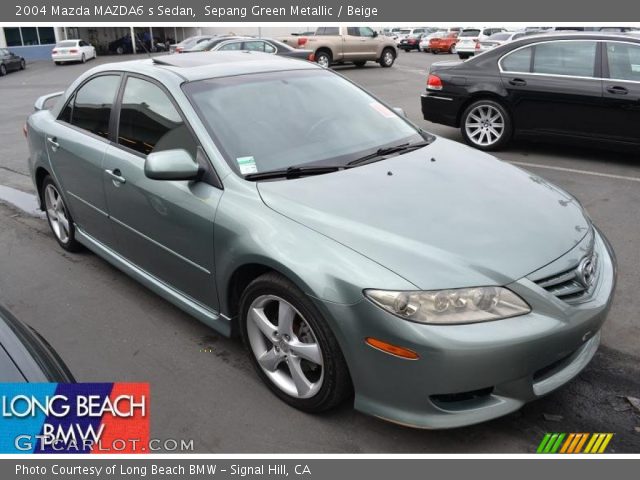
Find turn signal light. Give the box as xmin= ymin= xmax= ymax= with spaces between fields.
xmin=427 ymin=73 xmax=443 ymax=90
xmin=365 ymin=337 xmax=419 ymax=360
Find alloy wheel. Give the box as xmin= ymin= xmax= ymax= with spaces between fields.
xmin=0 ymin=64 xmax=6 ymax=76
xmin=316 ymin=54 xmax=330 ymax=68
xmin=464 ymin=104 xmax=505 ymax=147
xmin=44 ymin=184 xmax=70 ymax=244
xmin=246 ymin=295 xmax=324 ymax=399
xmin=382 ymin=50 xmax=394 ymax=66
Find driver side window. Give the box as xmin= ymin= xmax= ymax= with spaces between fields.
xmin=117 ymin=77 xmax=198 ymax=158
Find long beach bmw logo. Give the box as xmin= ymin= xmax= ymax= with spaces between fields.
xmin=577 ymin=254 xmax=597 ymax=289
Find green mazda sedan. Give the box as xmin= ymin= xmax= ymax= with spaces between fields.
xmin=26 ymin=52 xmax=616 ymax=428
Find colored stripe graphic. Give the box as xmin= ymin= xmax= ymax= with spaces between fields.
xmin=537 ymin=433 xmax=614 ymax=454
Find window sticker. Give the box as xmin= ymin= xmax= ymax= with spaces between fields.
xmin=369 ymin=102 xmax=396 ymax=118
xmin=236 ymin=156 xmax=258 ymax=175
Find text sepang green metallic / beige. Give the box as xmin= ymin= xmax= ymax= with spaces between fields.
xmin=26 ymin=52 xmax=616 ymax=428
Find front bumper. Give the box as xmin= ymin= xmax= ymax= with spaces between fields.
xmin=315 ymin=229 xmax=616 ymax=428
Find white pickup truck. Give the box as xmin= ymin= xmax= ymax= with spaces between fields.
xmin=279 ymin=26 xmax=397 ymax=68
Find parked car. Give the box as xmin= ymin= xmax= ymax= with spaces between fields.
xmin=475 ymin=30 xmax=542 ymax=54
xmin=279 ymin=26 xmax=396 ymax=68
xmin=420 ymin=31 xmax=447 ymax=52
xmin=456 ymin=28 xmax=506 ymax=59
xmin=26 ymin=51 xmax=616 ymax=428
xmin=422 ymin=33 xmax=640 ymax=151
xmin=181 ymin=36 xmax=247 ymax=53
xmin=394 ymin=27 xmax=431 ymax=46
xmin=206 ymin=37 xmax=314 ymax=61
xmin=52 ymin=39 xmax=96 ymax=65
xmin=399 ymin=34 xmax=425 ymax=52
xmin=171 ymin=35 xmax=214 ymax=53
xmin=0 ymin=48 xmax=25 ymax=76
xmin=0 ymin=304 xmax=75 ymax=382
xmin=429 ymin=32 xmax=459 ymax=54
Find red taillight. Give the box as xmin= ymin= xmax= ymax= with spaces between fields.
xmin=52 ymin=49 xmax=58 ymax=54
xmin=22 ymin=124 xmax=28 ymax=138
xmin=475 ymin=41 xmax=481 ymax=50
xmin=307 ymin=53 xmax=315 ymax=62
xmin=176 ymin=47 xmax=183 ymax=53
xmin=427 ymin=74 xmax=443 ymax=90
xmin=69 ymin=49 xmax=78 ymax=53
xmin=297 ymin=37 xmax=308 ymax=47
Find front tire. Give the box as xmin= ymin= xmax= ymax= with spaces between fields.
xmin=81 ymin=53 xmax=86 ymax=63
xmin=0 ymin=64 xmax=6 ymax=76
xmin=239 ymin=272 xmax=352 ymax=412
xmin=460 ymin=99 xmax=512 ymax=151
xmin=379 ymin=48 xmax=396 ymax=67
xmin=42 ymin=176 xmax=82 ymax=252
xmin=20 ymin=59 xmax=26 ymax=70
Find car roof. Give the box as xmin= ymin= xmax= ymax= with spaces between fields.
xmin=90 ymin=51 xmax=321 ymax=82
xmin=518 ymin=31 xmax=640 ymax=42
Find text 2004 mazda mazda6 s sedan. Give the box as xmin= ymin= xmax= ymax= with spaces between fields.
xmin=25 ymin=52 xmax=616 ymax=428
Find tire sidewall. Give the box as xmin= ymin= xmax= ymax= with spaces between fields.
xmin=460 ymin=99 xmax=513 ymax=151
xmin=0 ymin=64 xmax=6 ymax=76
xmin=316 ymin=51 xmax=331 ymax=68
xmin=379 ymin=48 xmax=395 ymax=67
xmin=239 ymin=273 xmax=350 ymax=412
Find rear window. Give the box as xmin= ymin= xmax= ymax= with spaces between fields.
xmin=55 ymin=41 xmax=77 ymax=48
xmin=489 ymin=33 xmax=512 ymax=41
xmin=460 ymin=29 xmax=481 ymax=37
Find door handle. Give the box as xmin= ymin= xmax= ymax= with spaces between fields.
xmin=105 ymin=168 xmax=126 ymax=184
xmin=606 ymin=85 xmax=628 ymax=95
xmin=47 ymin=136 xmax=59 ymax=150
xmin=508 ymin=78 xmax=527 ymax=86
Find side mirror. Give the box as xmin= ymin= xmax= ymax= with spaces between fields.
xmin=144 ymin=149 xmax=200 ymax=181
xmin=372 ymin=31 xmax=378 ymax=38
xmin=392 ymin=107 xmax=407 ymax=117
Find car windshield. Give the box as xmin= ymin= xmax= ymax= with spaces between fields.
xmin=184 ymin=69 xmax=425 ymax=176
xmin=398 ymin=30 xmax=411 ymax=34
xmin=56 ymin=41 xmax=77 ymax=48
xmin=489 ymin=32 xmax=512 ymax=40
xmin=460 ymin=29 xmax=481 ymax=37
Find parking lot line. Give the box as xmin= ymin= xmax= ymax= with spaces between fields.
xmin=509 ymin=161 xmax=640 ymax=183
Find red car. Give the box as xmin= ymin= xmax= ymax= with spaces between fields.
xmin=429 ymin=32 xmax=459 ymax=54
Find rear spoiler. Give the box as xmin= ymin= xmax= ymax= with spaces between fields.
xmin=34 ymin=91 xmax=64 ymax=111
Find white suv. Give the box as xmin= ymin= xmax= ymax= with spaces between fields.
xmin=456 ymin=27 xmax=505 ymax=59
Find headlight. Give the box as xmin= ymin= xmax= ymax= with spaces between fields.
xmin=365 ymin=287 xmax=530 ymax=325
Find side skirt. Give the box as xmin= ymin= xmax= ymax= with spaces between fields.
xmin=75 ymin=227 xmax=231 ymax=337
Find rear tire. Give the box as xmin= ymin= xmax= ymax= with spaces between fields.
xmin=81 ymin=53 xmax=86 ymax=63
xmin=0 ymin=64 xmax=6 ymax=76
xmin=315 ymin=50 xmax=332 ymax=68
xmin=379 ymin=48 xmax=396 ymax=67
xmin=20 ymin=59 xmax=26 ymax=70
xmin=41 ymin=175 xmax=82 ymax=252
xmin=460 ymin=99 xmax=512 ymax=151
xmin=239 ymin=272 xmax=352 ymax=413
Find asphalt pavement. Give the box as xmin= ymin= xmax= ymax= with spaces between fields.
xmin=0 ymin=51 xmax=639 ymax=452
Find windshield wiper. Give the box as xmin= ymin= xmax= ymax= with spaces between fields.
xmin=244 ymin=165 xmax=343 ymax=181
xmin=346 ymin=141 xmax=431 ymax=167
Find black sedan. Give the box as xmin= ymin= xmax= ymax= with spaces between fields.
xmin=0 ymin=48 xmax=25 ymax=76
xmin=0 ymin=305 xmax=74 ymax=382
xmin=421 ymin=33 xmax=640 ymax=150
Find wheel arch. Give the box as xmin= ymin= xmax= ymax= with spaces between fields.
xmin=35 ymin=166 xmax=51 ymax=210
xmin=455 ymin=90 xmax=511 ymax=128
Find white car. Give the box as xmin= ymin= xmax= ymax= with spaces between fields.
xmin=395 ymin=28 xmax=430 ymax=46
xmin=475 ymin=30 xmax=541 ymax=54
xmin=456 ymin=27 xmax=506 ymax=59
xmin=52 ymin=40 xmax=96 ymax=65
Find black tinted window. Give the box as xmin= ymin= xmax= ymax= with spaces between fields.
xmin=607 ymin=42 xmax=640 ymax=81
xmin=533 ymin=41 xmax=597 ymax=77
xmin=502 ymin=47 xmax=532 ymax=72
xmin=66 ymin=75 xmax=120 ymax=138
xmin=118 ymin=77 xmax=197 ymax=157
xmin=347 ymin=27 xmax=359 ymax=36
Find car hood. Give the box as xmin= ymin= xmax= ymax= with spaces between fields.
xmin=257 ymin=138 xmax=590 ymax=290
